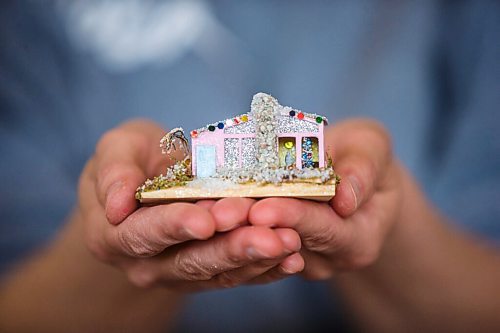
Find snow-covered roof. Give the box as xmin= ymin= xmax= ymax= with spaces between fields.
xmin=190 ymin=105 xmax=328 ymax=138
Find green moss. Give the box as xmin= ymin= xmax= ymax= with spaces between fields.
xmin=136 ymin=158 xmax=193 ymax=197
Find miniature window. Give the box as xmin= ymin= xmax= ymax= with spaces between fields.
xmin=278 ymin=137 xmax=296 ymax=168
xmin=241 ymin=137 xmax=257 ymax=168
xmin=224 ymin=138 xmax=240 ymax=169
xmin=301 ymin=137 xmax=319 ymax=168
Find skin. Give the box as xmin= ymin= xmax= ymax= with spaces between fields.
xmin=79 ymin=120 xmax=305 ymax=291
xmin=250 ymin=120 xmax=500 ymax=332
xmin=1 ymin=119 xmax=499 ymax=332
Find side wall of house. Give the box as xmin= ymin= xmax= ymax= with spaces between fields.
xmin=191 ymin=116 xmax=326 ymax=175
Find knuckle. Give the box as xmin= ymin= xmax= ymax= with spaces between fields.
xmin=126 ymin=264 xmax=157 ymax=289
xmin=350 ymin=255 xmax=376 ymax=270
xmin=226 ymin=252 xmax=245 ymax=266
xmin=363 ymin=120 xmax=393 ymax=163
xmin=347 ymin=247 xmax=381 ymax=270
xmin=117 ymin=229 xmax=157 ymax=257
xmin=362 ymin=119 xmax=391 ymax=143
xmin=83 ymin=224 xmax=112 ymax=262
xmin=360 ymin=157 xmax=378 ymax=191
xmin=303 ymin=226 xmax=339 ymax=253
xmin=174 ymin=252 xmax=213 ymax=281
xmin=78 ymin=160 xmax=98 ymax=206
xmin=96 ymin=127 xmax=149 ymax=159
xmin=96 ymin=162 xmax=125 ymax=189
xmin=96 ymin=129 xmax=122 ymax=157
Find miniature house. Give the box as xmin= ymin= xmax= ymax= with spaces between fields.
xmin=190 ymin=94 xmax=328 ymax=177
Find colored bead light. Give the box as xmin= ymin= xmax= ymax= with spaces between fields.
xmin=218 ymin=122 xmax=224 ymax=129
xmin=208 ymin=125 xmax=216 ymax=131
xmin=190 ymin=130 xmax=198 ymax=138
xmin=316 ymin=116 xmax=323 ymax=124
xmin=297 ymin=112 xmax=304 ymax=120
xmin=241 ymin=115 xmax=248 ymax=122
xmin=289 ymin=110 xmax=296 ymax=117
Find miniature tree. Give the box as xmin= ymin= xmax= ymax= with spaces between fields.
xmin=302 ymin=137 xmax=314 ymax=168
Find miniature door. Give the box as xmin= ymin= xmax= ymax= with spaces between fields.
xmin=278 ymin=137 xmax=296 ymax=168
xmin=196 ymin=145 xmax=216 ymax=178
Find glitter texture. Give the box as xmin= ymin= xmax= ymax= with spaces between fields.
xmin=241 ymin=137 xmax=257 ymax=167
xmin=251 ymin=93 xmax=280 ymax=170
xmin=216 ymin=165 xmax=338 ymax=185
xmin=276 ymin=115 xmax=319 ymax=133
xmin=224 ymin=138 xmax=239 ymax=169
xmin=224 ymin=118 xmax=255 ymax=134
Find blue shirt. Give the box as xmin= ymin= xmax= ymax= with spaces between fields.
xmin=1 ymin=1 xmax=499 ymax=332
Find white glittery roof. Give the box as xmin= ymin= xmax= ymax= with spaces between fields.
xmin=191 ymin=93 xmax=328 ymax=136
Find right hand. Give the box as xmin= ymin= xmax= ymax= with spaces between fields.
xmin=77 ymin=120 xmax=304 ymax=292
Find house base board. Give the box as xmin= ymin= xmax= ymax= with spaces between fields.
xmin=139 ymin=181 xmax=336 ymax=204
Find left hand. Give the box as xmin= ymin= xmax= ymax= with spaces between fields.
xmin=248 ymin=119 xmax=402 ymax=279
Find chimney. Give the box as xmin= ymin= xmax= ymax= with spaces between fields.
xmin=251 ymin=93 xmax=280 ymax=170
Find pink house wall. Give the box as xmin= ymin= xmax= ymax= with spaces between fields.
xmin=191 ymin=121 xmax=325 ymax=176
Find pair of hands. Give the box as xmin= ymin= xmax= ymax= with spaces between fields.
xmin=78 ymin=119 xmax=401 ymax=293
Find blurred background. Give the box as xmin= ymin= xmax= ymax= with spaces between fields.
xmin=1 ymin=1 xmax=499 ymax=332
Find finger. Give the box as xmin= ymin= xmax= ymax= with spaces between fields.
xmin=249 ymin=198 xmax=351 ymax=255
xmin=277 ymin=252 xmax=305 ymax=274
xmin=200 ymin=256 xmax=289 ymax=290
xmin=299 ymin=249 xmax=335 ymax=280
xmin=247 ymin=252 xmax=305 ymax=285
xmin=273 ymin=227 xmax=302 ymax=253
xmin=195 ymin=200 xmax=217 ymax=211
xmin=209 ymin=230 xmax=302 ymax=288
xmin=98 ymin=163 xmax=146 ymax=226
xmin=135 ymin=226 xmax=299 ymax=287
xmin=93 ymin=120 xmax=166 ymax=224
xmin=104 ymin=203 xmax=216 ymax=258
xmin=327 ymin=119 xmax=393 ymax=217
xmin=78 ymin=159 xmax=99 ymax=215
xmin=210 ymin=197 xmax=255 ymax=232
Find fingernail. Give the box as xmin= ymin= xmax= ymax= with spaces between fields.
xmin=347 ymin=175 xmax=361 ymax=209
xmin=280 ymin=260 xmax=299 ymax=274
xmin=280 ymin=265 xmax=296 ymax=275
xmin=105 ymin=181 xmax=125 ymax=224
xmin=182 ymin=226 xmax=197 ymax=239
xmin=246 ymin=246 xmax=267 ymax=259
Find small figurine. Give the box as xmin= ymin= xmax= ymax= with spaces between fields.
xmin=136 ymin=93 xmax=339 ymax=203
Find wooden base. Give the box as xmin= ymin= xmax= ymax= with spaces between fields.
xmin=138 ymin=181 xmax=336 ymax=204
